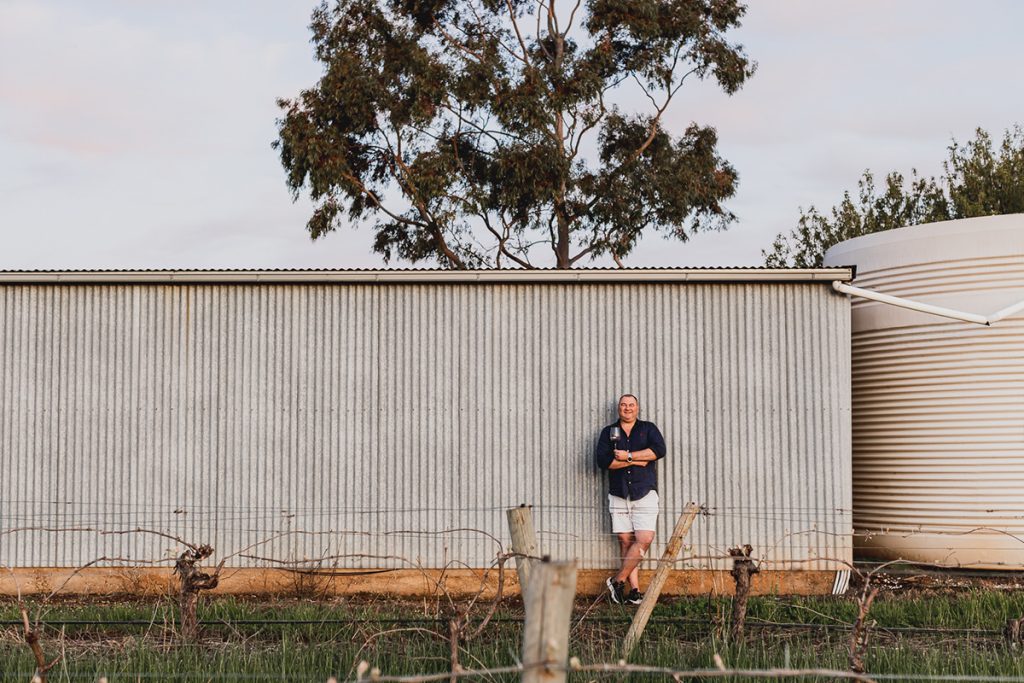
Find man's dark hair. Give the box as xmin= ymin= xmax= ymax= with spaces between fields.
xmin=618 ymin=394 xmax=639 ymax=405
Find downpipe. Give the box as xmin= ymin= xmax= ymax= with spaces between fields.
xmin=832 ymin=281 xmax=1024 ymax=326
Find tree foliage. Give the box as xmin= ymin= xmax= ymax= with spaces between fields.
xmin=275 ymin=0 xmax=754 ymax=269
xmin=764 ymin=125 xmax=1024 ymax=268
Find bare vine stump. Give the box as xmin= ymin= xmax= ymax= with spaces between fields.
xmin=849 ymin=586 xmax=878 ymax=673
xmin=449 ymin=618 xmax=462 ymax=683
xmin=1006 ymin=616 xmax=1023 ymax=648
xmin=729 ymin=544 xmax=759 ymax=641
xmin=21 ymin=606 xmax=59 ymax=683
xmin=174 ymin=544 xmax=220 ymax=642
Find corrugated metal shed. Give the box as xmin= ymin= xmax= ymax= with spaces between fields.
xmin=0 ymin=269 xmax=853 ymax=572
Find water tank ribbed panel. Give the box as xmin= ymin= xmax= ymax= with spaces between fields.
xmin=825 ymin=214 xmax=1024 ymax=569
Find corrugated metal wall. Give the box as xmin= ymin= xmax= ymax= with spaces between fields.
xmin=0 ymin=282 xmax=851 ymax=571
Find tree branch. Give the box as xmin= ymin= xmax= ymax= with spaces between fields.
xmin=546 ymin=0 xmax=559 ymax=38
xmin=381 ymin=126 xmax=467 ymax=269
xmin=438 ymin=103 xmax=526 ymax=147
xmin=458 ymin=1 xmax=526 ymax=66
xmin=482 ymin=214 xmax=534 ymax=269
xmin=582 ymin=66 xmax=698 ymax=217
xmin=100 ymin=527 xmax=200 ymax=552
xmin=564 ymin=0 xmax=583 ymax=34
xmin=341 ymin=167 xmax=427 ymax=229
xmin=632 ymin=72 xmax=660 ymax=110
xmin=534 ymin=0 xmax=551 ymax=60
xmin=504 ymin=0 xmax=533 ymax=67
xmin=433 ymin=22 xmax=488 ymax=65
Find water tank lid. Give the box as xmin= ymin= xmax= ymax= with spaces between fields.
xmin=824 ymin=214 xmax=1024 ymax=269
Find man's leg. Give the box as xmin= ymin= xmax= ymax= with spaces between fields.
xmin=628 ymin=562 xmax=640 ymax=591
xmin=614 ymin=529 xmax=654 ymax=585
xmin=617 ymin=532 xmax=640 ymax=590
xmin=621 ymin=491 xmax=659 ymax=594
xmin=616 ymin=532 xmax=635 ymax=583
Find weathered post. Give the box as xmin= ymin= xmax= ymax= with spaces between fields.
xmin=507 ymin=505 xmax=539 ymax=592
xmin=622 ymin=502 xmax=700 ymax=658
xmin=521 ymin=560 xmax=577 ymax=683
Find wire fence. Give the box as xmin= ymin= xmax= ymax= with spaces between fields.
xmin=1 ymin=511 xmax=1022 ymax=683
xmin=0 ymin=616 xmax=1011 ymax=637
xmin=2 ymin=499 xmax=1021 ymax=575
xmin=6 ymin=662 xmax=1024 ymax=683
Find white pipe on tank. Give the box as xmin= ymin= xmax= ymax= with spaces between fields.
xmin=833 ymin=281 xmax=1024 ymax=326
xmin=831 ymin=281 xmax=992 ymax=325
xmin=988 ymin=298 xmax=1024 ymax=324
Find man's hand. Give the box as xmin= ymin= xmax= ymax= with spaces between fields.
xmin=609 ymin=450 xmax=648 ymax=469
xmin=609 ymin=460 xmax=647 ymax=469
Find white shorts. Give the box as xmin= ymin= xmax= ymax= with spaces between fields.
xmin=608 ymin=491 xmax=659 ymax=533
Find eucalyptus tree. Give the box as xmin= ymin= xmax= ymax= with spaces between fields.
xmin=764 ymin=125 xmax=1024 ymax=268
xmin=275 ymin=0 xmax=755 ymax=268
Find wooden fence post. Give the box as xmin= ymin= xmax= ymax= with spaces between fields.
xmin=507 ymin=505 xmax=539 ymax=592
xmin=521 ymin=560 xmax=577 ymax=683
xmin=622 ymin=502 xmax=700 ymax=659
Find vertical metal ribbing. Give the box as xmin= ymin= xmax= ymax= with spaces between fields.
xmin=0 ymin=282 xmax=850 ymax=571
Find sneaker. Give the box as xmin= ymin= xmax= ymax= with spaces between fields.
xmin=605 ymin=577 xmax=626 ymax=604
xmin=626 ymin=588 xmax=644 ymax=605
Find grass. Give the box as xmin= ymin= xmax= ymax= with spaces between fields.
xmin=0 ymin=589 xmax=1022 ymax=682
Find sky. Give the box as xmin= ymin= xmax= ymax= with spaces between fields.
xmin=2 ymin=0 xmax=1023 ymax=270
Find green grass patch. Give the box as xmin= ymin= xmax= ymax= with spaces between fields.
xmin=1 ymin=590 xmax=1022 ymax=682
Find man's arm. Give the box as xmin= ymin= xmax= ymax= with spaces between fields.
xmin=594 ymin=427 xmax=614 ymax=470
xmin=624 ymin=448 xmax=658 ymax=462
xmin=609 ymin=458 xmax=648 ymax=469
xmin=611 ymin=449 xmax=650 ymax=468
xmin=620 ymin=423 xmax=667 ymax=462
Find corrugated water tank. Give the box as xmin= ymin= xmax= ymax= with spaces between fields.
xmin=824 ymin=214 xmax=1024 ymax=569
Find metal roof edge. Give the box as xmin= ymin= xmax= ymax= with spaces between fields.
xmin=0 ymin=268 xmax=855 ymax=284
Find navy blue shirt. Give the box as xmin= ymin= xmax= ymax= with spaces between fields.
xmin=594 ymin=419 xmax=667 ymax=499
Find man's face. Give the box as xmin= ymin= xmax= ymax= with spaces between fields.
xmin=618 ymin=396 xmax=638 ymax=423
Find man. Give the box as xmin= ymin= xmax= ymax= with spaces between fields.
xmin=594 ymin=394 xmax=667 ymax=605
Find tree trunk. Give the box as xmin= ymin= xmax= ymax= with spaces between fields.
xmin=554 ymin=207 xmax=571 ymax=268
